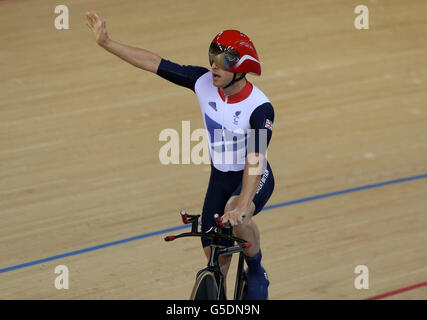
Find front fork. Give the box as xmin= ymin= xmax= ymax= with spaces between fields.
xmin=208 ymin=246 xmax=246 ymax=300
xmin=233 ymin=252 xmax=246 ymax=300
xmin=208 ymin=245 xmax=227 ymax=300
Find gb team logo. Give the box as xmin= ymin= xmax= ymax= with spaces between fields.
xmin=264 ymin=119 xmax=273 ymax=131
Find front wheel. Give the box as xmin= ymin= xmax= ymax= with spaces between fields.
xmin=190 ymin=270 xmax=219 ymax=300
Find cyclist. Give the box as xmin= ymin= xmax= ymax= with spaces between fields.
xmin=86 ymin=11 xmax=275 ymax=300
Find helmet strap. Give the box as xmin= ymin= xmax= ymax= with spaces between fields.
xmin=223 ymin=73 xmax=246 ymax=89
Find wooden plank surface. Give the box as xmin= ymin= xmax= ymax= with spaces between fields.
xmin=0 ymin=0 xmax=426 ymax=299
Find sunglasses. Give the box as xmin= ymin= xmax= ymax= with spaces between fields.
xmin=208 ymin=42 xmax=240 ymax=71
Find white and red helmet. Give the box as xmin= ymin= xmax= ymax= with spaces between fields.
xmin=209 ymin=30 xmax=261 ymax=76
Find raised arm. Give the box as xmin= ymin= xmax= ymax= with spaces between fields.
xmin=85 ymin=11 xmax=161 ymax=73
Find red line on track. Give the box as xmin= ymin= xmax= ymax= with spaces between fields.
xmin=366 ymin=281 xmax=427 ymax=300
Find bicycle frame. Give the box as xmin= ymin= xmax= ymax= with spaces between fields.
xmin=164 ymin=211 xmax=250 ymax=300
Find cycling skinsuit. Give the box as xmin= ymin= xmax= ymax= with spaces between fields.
xmin=157 ymin=59 xmax=275 ymax=247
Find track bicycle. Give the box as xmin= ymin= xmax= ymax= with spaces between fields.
xmin=164 ymin=211 xmax=250 ymax=300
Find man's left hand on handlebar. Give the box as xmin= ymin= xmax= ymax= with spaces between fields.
xmin=221 ymin=207 xmax=246 ymax=227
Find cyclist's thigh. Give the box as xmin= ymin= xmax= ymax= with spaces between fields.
xmin=230 ymin=163 xmax=275 ymax=217
xmin=201 ymin=169 xmax=234 ymax=248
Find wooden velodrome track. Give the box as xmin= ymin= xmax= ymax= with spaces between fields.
xmin=1 ymin=0 xmax=426 ymax=300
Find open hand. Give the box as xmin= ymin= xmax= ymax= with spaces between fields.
xmin=85 ymin=11 xmax=109 ymax=46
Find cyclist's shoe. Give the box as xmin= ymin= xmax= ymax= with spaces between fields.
xmin=243 ymin=266 xmax=269 ymax=300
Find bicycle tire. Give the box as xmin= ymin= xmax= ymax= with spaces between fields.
xmin=190 ymin=270 xmax=219 ymax=300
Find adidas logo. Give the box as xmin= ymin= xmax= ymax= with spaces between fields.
xmin=208 ymin=101 xmax=217 ymax=111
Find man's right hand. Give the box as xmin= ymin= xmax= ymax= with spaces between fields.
xmin=86 ymin=11 xmax=109 ymax=47
xmin=84 ymin=11 xmax=161 ymax=74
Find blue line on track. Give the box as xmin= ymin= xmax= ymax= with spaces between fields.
xmin=263 ymin=173 xmax=427 ymax=210
xmin=1 ymin=173 xmax=426 ymax=274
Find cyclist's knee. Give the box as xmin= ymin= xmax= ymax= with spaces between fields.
xmin=235 ymin=212 xmax=255 ymax=231
xmin=224 ymin=195 xmax=239 ymax=213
